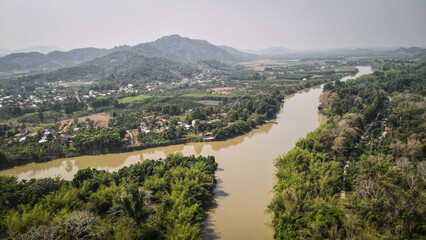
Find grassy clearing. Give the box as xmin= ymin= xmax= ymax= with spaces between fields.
xmin=118 ymin=94 xmax=151 ymax=104
xmin=196 ymin=100 xmax=220 ymax=106
xmin=180 ymin=93 xmax=240 ymax=98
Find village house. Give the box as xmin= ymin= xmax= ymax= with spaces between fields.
xmin=122 ymin=137 xmax=130 ymax=145
xmin=44 ymin=128 xmax=55 ymax=135
xmin=202 ymin=132 xmax=215 ymax=141
xmin=38 ymin=136 xmax=48 ymax=144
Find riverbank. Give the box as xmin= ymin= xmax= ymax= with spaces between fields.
xmin=269 ymin=63 xmax=424 ymax=239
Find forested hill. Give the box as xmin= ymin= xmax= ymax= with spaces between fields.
xmin=0 ymin=48 xmax=113 ymax=72
xmin=21 ymin=51 xmax=201 ymax=83
xmin=0 ymin=35 xmax=255 ymax=73
xmin=269 ymin=61 xmax=425 ymax=239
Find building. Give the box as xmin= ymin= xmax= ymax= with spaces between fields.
xmin=202 ymin=132 xmax=215 ymax=141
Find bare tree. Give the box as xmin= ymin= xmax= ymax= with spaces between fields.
xmin=356 ymin=179 xmax=384 ymax=202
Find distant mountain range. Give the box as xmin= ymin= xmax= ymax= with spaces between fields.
xmin=386 ymin=47 xmax=426 ymax=59
xmin=0 ymin=47 xmax=115 ymax=72
xmin=0 ymin=45 xmax=62 ymax=58
xmin=241 ymin=47 xmax=293 ymax=56
xmin=0 ymin=35 xmax=255 ymax=73
xmin=241 ymin=46 xmax=426 ymax=59
xmin=1 ymin=35 xmax=425 ymax=74
xmin=14 ymin=45 xmax=62 ymax=54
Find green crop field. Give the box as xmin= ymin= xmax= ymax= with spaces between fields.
xmin=118 ymin=94 xmax=151 ymax=104
xmin=196 ymin=100 xmax=220 ymax=106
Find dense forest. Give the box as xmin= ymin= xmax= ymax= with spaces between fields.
xmin=269 ymin=61 xmax=425 ymax=239
xmin=0 ymin=153 xmax=217 ymax=239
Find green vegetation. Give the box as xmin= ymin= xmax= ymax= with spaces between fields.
xmin=118 ymin=94 xmax=151 ymax=104
xmin=196 ymin=100 xmax=220 ymax=106
xmin=0 ymin=153 xmax=217 ymax=239
xmin=0 ymin=121 xmax=126 ymax=169
xmin=269 ymin=61 xmax=425 ymax=239
xmin=180 ymin=93 xmax=236 ymax=98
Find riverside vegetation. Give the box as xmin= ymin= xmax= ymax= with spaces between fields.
xmin=269 ymin=61 xmax=425 ymax=239
xmin=0 ymin=153 xmax=217 ymax=239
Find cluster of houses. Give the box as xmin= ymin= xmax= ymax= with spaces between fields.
xmin=10 ymin=120 xmax=79 ymax=145
xmin=10 ymin=128 xmax=56 ymax=144
xmin=36 ymin=128 xmax=56 ymax=144
xmin=58 ymin=120 xmax=76 ymax=134
xmin=118 ymin=84 xmax=138 ymax=93
xmin=0 ymin=94 xmax=46 ymax=109
xmin=139 ymin=116 xmax=190 ymax=134
xmin=1 ymin=82 xmax=142 ymax=111
xmin=138 ymin=116 xmax=219 ymax=141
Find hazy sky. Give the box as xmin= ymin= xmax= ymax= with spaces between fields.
xmin=1 ymin=0 xmax=425 ymax=51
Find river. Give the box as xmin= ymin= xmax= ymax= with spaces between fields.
xmin=0 ymin=66 xmax=372 ymax=240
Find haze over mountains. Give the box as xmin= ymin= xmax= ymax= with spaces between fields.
xmin=241 ymin=47 xmax=293 ymax=56
xmin=0 ymin=35 xmax=425 ymax=74
xmin=27 ymin=50 xmax=201 ymax=84
xmin=0 ymin=45 xmax=62 ymax=57
xmin=0 ymin=35 xmax=255 ymax=73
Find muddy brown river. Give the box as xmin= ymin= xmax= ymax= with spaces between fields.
xmin=0 ymin=66 xmax=372 ymax=240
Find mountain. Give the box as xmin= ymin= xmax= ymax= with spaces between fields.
xmin=0 ymin=48 xmax=111 ymax=72
xmin=385 ymin=47 xmax=426 ymax=59
xmin=130 ymin=35 xmax=253 ymax=63
xmin=22 ymin=35 xmax=258 ymax=83
xmin=0 ymin=52 xmax=62 ymax=72
xmin=0 ymin=35 xmax=255 ymax=73
xmin=0 ymin=49 xmax=11 ymax=57
xmin=217 ymin=45 xmax=257 ymax=61
xmin=14 ymin=45 xmax=62 ymax=54
xmin=23 ymin=50 xmax=200 ymax=84
xmin=46 ymin=48 xmax=111 ymax=66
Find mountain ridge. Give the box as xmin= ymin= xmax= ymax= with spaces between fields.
xmin=0 ymin=35 xmax=254 ymax=73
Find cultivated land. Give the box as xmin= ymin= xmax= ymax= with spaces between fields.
xmin=65 ymin=112 xmax=111 ymax=128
